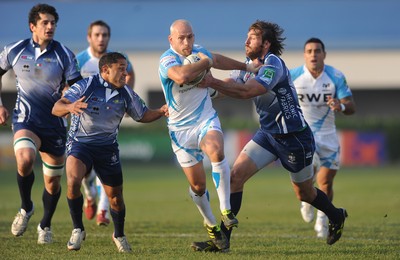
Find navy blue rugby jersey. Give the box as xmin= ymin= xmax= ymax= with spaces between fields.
xmin=230 ymin=53 xmax=307 ymax=134
xmin=64 ymin=74 xmax=147 ymax=145
xmin=0 ymin=38 xmax=81 ymax=128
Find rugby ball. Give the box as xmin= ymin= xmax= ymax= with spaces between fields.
xmin=183 ymin=53 xmax=207 ymax=85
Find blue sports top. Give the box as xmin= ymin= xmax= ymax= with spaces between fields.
xmin=64 ymin=74 xmax=148 ymax=145
xmin=0 ymin=38 xmax=81 ymax=128
xmin=76 ymin=47 xmax=133 ymax=78
xmin=230 ymin=53 xmax=307 ymax=134
xmin=159 ymin=44 xmax=215 ymax=131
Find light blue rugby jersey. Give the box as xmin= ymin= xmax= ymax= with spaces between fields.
xmin=159 ymin=44 xmax=215 ymax=131
xmin=76 ymin=48 xmax=133 ymax=78
xmin=290 ymin=64 xmax=352 ymax=135
xmin=64 ymin=74 xmax=147 ymax=145
xmin=230 ymin=53 xmax=307 ymax=134
xmin=0 ymin=38 xmax=81 ymax=128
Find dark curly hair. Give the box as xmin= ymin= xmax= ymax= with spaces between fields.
xmin=249 ymin=20 xmax=285 ymax=56
xmin=28 ymin=3 xmax=59 ymax=26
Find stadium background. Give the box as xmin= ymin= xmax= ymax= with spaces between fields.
xmin=0 ymin=0 xmax=399 ymax=167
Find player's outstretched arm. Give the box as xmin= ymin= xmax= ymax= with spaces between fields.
xmin=200 ymin=71 xmax=266 ymax=99
xmin=211 ymin=53 xmax=261 ymax=73
xmin=139 ymin=104 xmax=169 ymax=123
xmin=52 ymin=96 xmax=87 ymax=117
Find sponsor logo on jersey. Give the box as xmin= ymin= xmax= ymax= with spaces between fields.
xmin=90 ymin=106 xmax=100 ymax=115
xmin=161 ymin=55 xmax=177 ymax=68
xmin=278 ymin=88 xmax=287 ymax=95
xmin=261 ymin=68 xmax=275 ymax=84
xmin=22 ymin=64 xmax=30 ymax=72
xmin=21 ymin=55 xmax=34 ymax=60
xmin=263 ymin=68 xmax=275 ymax=79
xmin=91 ymin=96 xmax=104 ymax=102
xmin=178 ymin=84 xmax=196 ymax=93
xmin=43 ymin=58 xmax=57 ymax=63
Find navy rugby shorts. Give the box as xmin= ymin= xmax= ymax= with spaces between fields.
xmin=252 ymin=126 xmax=315 ymax=173
xmin=67 ymin=140 xmax=123 ymax=187
xmin=13 ymin=122 xmax=66 ymax=157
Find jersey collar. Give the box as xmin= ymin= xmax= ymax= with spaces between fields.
xmin=30 ymin=38 xmax=54 ymax=50
xmin=99 ymin=74 xmax=118 ymax=90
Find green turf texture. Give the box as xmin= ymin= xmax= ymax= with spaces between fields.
xmin=0 ymin=164 xmax=399 ymax=259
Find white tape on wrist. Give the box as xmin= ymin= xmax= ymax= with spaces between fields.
xmin=340 ymin=103 xmax=346 ymax=112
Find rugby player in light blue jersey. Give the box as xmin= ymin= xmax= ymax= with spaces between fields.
xmin=159 ymin=19 xmax=259 ymax=252
xmin=53 ymin=52 xmax=168 ymax=252
xmin=76 ymin=20 xmax=135 ymax=226
xmin=0 ymin=4 xmax=82 ymax=244
xmin=194 ymin=20 xmax=348 ymax=251
xmin=290 ymin=37 xmax=355 ymax=238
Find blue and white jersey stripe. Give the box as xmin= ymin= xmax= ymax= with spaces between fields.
xmin=159 ymin=44 xmax=215 ymax=131
xmin=0 ymin=38 xmax=81 ymax=128
xmin=64 ymin=74 xmax=147 ymax=145
xmin=290 ymin=64 xmax=352 ymax=135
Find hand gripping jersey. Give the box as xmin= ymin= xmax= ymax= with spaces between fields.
xmin=0 ymin=39 xmax=81 ymax=128
xmin=290 ymin=65 xmax=352 ymax=135
xmin=64 ymin=74 xmax=147 ymax=145
xmin=159 ymin=44 xmax=215 ymax=131
xmin=76 ymin=48 xmax=133 ymax=78
xmin=230 ymin=53 xmax=307 ymax=134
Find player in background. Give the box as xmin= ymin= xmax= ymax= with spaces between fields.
xmin=76 ymin=20 xmax=135 ymax=226
xmin=0 ymin=3 xmax=82 ymax=244
xmin=290 ymin=37 xmax=355 ymax=238
xmin=193 ymin=20 xmax=348 ymax=252
xmin=159 ymin=19 xmax=260 ymax=252
xmin=52 ymin=52 xmax=168 ymax=252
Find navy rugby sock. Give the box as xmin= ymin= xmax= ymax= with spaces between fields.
xmin=111 ymin=208 xmax=125 ymax=238
xmin=67 ymin=195 xmax=84 ymax=230
xmin=17 ymin=171 xmax=34 ymax=212
xmin=310 ymin=188 xmax=342 ymax=224
xmin=221 ymin=191 xmax=243 ymax=241
xmin=40 ymin=187 xmax=61 ymax=228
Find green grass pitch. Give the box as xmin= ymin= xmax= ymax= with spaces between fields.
xmin=0 ymin=164 xmax=399 ymax=259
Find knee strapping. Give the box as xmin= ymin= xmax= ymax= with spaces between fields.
xmin=14 ymin=137 xmax=37 ymax=154
xmin=43 ymin=162 xmax=64 ymax=177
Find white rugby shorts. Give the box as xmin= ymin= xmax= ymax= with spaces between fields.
xmin=170 ymin=117 xmax=222 ymax=168
xmin=313 ymin=132 xmax=340 ymax=170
